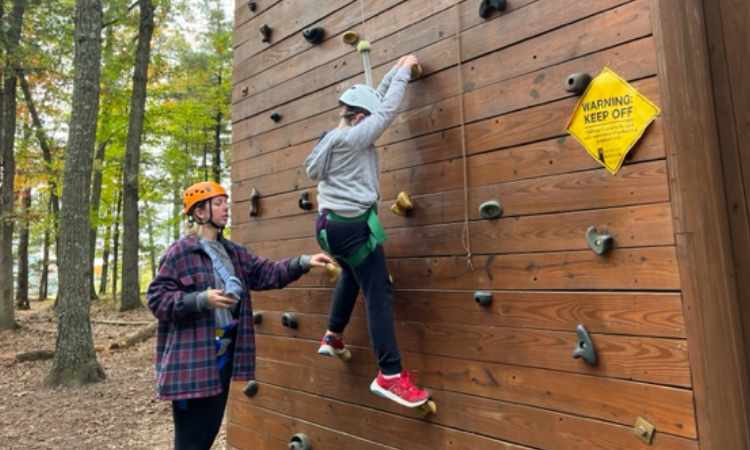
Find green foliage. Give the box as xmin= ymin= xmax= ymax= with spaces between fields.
xmin=15 ymin=0 xmax=234 ymax=289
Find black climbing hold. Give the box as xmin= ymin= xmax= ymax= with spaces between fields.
xmin=474 ymin=291 xmax=493 ymax=307
xmin=247 ymin=1 xmax=257 ymax=13
xmin=249 ymin=187 xmax=260 ymax=218
xmin=572 ymin=324 xmax=597 ymax=366
xmin=253 ymin=311 xmax=263 ymax=325
xmin=243 ymin=380 xmax=259 ymax=397
xmin=585 ymin=226 xmax=614 ymax=256
xmin=479 ymin=0 xmax=507 ymax=19
xmin=241 ymin=86 xmax=249 ymax=97
xmin=270 ymin=112 xmax=282 ymax=123
xmin=289 ymin=433 xmax=312 ymax=450
xmin=281 ymin=312 xmax=298 ymax=330
xmin=298 ymin=191 xmax=314 ymax=211
xmin=479 ymin=200 xmax=503 ymax=220
xmin=260 ymin=24 xmax=272 ymax=43
xmin=565 ymin=72 xmax=592 ymax=95
xmin=303 ymin=27 xmax=326 ymax=45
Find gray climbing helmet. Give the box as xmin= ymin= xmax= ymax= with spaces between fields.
xmin=339 ymin=84 xmax=381 ymax=114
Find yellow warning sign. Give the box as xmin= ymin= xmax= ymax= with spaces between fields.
xmin=566 ymin=67 xmax=661 ymax=174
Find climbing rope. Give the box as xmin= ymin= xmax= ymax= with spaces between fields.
xmin=455 ymin=3 xmax=474 ymax=271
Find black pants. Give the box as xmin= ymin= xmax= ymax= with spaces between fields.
xmin=318 ymin=214 xmax=403 ymax=375
xmin=172 ymin=352 xmax=234 ymax=450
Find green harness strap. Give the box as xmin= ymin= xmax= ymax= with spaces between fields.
xmin=317 ymin=207 xmax=387 ymax=268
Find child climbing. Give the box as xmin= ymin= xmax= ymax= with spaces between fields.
xmin=304 ymin=55 xmax=432 ymax=409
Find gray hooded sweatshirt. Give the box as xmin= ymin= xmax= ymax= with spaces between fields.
xmin=304 ymin=66 xmax=411 ymax=216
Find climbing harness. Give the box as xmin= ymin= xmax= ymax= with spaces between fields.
xmin=317 ymin=207 xmax=387 ymax=268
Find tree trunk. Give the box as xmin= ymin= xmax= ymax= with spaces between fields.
xmin=111 ymin=188 xmax=122 ymax=300
xmin=213 ymin=110 xmax=222 ymax=182
xmin=88 ymin=140 xmax=106 ymax=301
xmin=0 ymin=0 xmax=27 ymax=330
xmin=15 ymin=188 xmax=30 ymax=310
xmin=19 ymin=69 xmax=60 ymax=260
xmin=120 ymin=0 xmax=154 ymax=312
xmin=46 ymin=0 xmax=105 ymax=387
xmin=172 ymin=182 xmax=180 ymax=241
xmin=144 ymin=201 xmax=156 ymax=280
xmin=98 ymin=215 xmax=111 ymax=296
xmin=38 ymin=202 xmax=50 ymax=301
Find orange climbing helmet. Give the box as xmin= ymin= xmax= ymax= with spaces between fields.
xmin=182 ymin=181 xmax=227 ymax=215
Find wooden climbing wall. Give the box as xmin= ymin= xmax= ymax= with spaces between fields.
xmin=227 ymin=0 xmax=718 ymax=449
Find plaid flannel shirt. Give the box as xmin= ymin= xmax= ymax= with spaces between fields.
xmin=146 ymin=235 xmax=305 ymax=401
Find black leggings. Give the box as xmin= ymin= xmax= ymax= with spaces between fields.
xmin=318 ymin=214 xmax=403 ymax=375
xmin=171 ymin=353 xmax=234 ymax=450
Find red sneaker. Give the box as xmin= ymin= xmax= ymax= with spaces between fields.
xmin=370 ymin=370 xmax=430 ymax=408
xmin=317 ymin=333 xmax=351 ymax=361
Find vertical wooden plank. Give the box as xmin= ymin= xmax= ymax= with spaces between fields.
xmin=651 ymin=0 xmax=750 ymax=448
xmin=702 ymin=0 xmax=750 ymax=399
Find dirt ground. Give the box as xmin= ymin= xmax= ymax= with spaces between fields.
xmin=0 ymin=299 xmax=227 ymax=450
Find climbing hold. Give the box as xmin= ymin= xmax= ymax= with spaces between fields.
xmin=479 ymin=0 xmax=507 ymax=19
xmin=325 ymin=262 xmax=341 ymax=283
xmin=249 ymin=187 xmax=260 ymax=217
xmin=288 ymin=433 xmax=313 ymax=450
xmin=298 ymin=191 xmax=314 ymax=211
xmin=281 ymin=312 xmax=299 ymax=330
xmin=634 ymin=417 xmax=656 ymax=445
xmin=243 ymin=380 xmax=259 ymax=397
xmin=303 ymin=27 xmax=326 ymax=45
xmin=253 ymin=311 xmax=263 ymax=325
xmin=572 ymin=324 xmax=597 ymax=366
xmin=479 ymin=200 xmax=503 ymax=220
xmin=241 ymin=86 xmax=249 ymax=97
xmin=585 ymin=226 xmax=614 ymax=256
xmin=270 ymin=112 xmax=282 ymax=123
xmin=418 ymin=400 xmax=438 ymax=417
xmin=247 ymin=1 xmax=257 ymax=13
xmin=565 ymin=72 xmax=592 ymax=95
xmin=390 ymin=191 xmax=414 ymax=216
xmin=260 ymin=24 xmax=272 ymax=43
xmin=342 ymin=30 xmax=360 ymax=46
xmin=410 ymin=63 xmax=424 ymax=80
xmin=474 ymin=291 xmax=493 ymax=306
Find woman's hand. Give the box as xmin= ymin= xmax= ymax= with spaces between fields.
xmin=206 ymin=289 xmax=238 ymax=309
xmin=308 ymin=253 xmax=334 ymax=268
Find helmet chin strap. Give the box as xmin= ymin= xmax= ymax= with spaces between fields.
xmin=194 ymin=203 xmax=225 ymax=232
